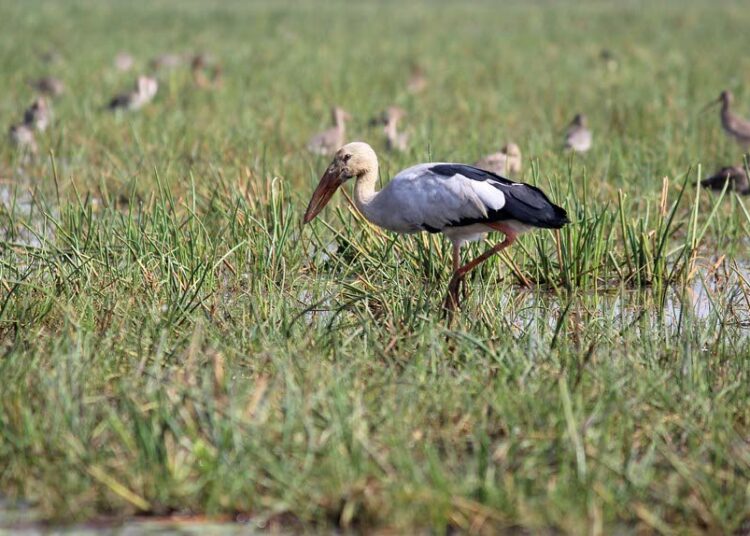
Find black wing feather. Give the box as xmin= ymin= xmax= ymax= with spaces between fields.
xmin=429 ymin=164 xmax=569 ymax=229
xmin=700 ymin=166 xmax=750 ymax=194
xmin=108 ymin=93 xmax=131 ymax=110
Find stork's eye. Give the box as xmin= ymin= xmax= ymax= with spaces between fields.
xmin=343 ymin=154 xmax=352 ymax=162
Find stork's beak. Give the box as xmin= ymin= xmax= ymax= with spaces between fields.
xmin=303 ymin=162 xmax=343 ymax=224
xmin=700 ymin=97 xmax=721 ymax=113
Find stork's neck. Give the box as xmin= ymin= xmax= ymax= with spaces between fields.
xmin=353 ymin=166 xmax=380 ymax=220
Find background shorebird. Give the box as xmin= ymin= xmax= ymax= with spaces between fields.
xmin=407 ymin=63 xmax=427 ymax=94
xmin=700 ymin=165 xmax=749 ymax=195
xmin=191 ymin=53 xmax=223 ymax=89
xmin=28 ymin=76 xmax=64 ymax=98
xmin=24 ymin=97 xmax=51 ymax=132
xmin=39 ymin=50 xmax=62 ymax=65
xmin=9 ymin=123 xmax=38 ymax=157
xmin=564 ymin=113 xmax=592 ymax=153
xmin=303 ymin=142 xmax=568 ymax=310
xmin=382 ymin=106 xmax=409 ymax=152
xmin=307 ymin=106 xmax=351 ymax=156
xmin=149 ymin=52 xmax=184 ymax=70
xmin=475 ymin=143 xmax=522 ymax=176
xmin=114 ymin=52 xmax=135 ymax=72
xmin=108 ymin=76 xmax=158 ymax=111
xmin=704 ymin=90 xmax=750 ymax=149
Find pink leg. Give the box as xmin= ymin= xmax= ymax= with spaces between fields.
xmin=443 ymin=224 xmax=518 ymax=311
xmin=452 ymin=242 xmax=461 ymax=272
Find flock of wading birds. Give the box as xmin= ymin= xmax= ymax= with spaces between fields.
xmin=7 ymin=51 xmax=222 ymax=158
xmin=6 ymin=53 xmax=750 ymax=310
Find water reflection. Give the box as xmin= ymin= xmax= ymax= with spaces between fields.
xmin=498 ymin=262 xmax=750 ymax=338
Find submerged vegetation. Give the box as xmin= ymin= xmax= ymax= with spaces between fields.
xmin=1 ymin=0 xmax=750 ymax=532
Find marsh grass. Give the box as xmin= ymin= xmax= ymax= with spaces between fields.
xmin=1 ymin=0 xmax=750 ymax=533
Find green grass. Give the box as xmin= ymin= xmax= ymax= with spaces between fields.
xmin=2 ymin=0 xmax=750 ymax=532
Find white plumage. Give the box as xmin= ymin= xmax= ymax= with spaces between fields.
xmin=358 ymin=163 xmax=506 ymax=239
xmin=303 ymin=142 xmax=568 ymax=310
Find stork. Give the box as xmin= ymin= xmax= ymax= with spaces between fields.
xmin=703 ymin=90 xmax=750 ymax=149
xmin=303 ymin=142 xmax=569 ymax=310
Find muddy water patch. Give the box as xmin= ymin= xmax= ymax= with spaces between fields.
xmin=502 ymin=265 xmax=750 ymax=338
xmin=0 ymin=183 xmax=57 ymax=250
xmin=0 ymin=495 xmax=39 ymax=530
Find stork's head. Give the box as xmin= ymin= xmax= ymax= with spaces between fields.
xmin=502 ymin=142 xmax=521 ymax=158
xmin=303 ymin=142 xmax=377 ymax=224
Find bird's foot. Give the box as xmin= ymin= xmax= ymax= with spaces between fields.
xmin=442 ymin=273 xmax=465 ymax=313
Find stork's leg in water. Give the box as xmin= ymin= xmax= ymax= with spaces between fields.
xmin=446 ymin=242 xmax=464 ymax=309
xmin=443 ymin=224 xmax=517 ymax=311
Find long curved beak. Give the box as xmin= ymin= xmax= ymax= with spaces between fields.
xmin=700 ymin=97 xmax=720 ymax=113
xmin=303 ymin=163 xmax=343 ymax=224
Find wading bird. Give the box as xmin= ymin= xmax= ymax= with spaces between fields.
xmin=564 ymin=113 xmax=592 ymax=153
xmin=9 ymin=123 xmax=37 ymax=157
xmin=191 ymin=53 xmax=223 ymax=89
xmin=39 ymin=50 xmax=62 ymax=64
xmin=307 ymin=106 xmax=351 ymax=156
xmin=407 ymin=63 xmax=427 ymax=94
xmin=24 ymin=97 xmax=50 ymax=132
xmin=303 ymin=142 xmax=568 ymax=309
xmin=28 ymin=76 xmax=64 ymax=98
xmin=704 ymin=90 xmax=750 ymax=149
xmin=149 ymin=53 xmax=184 ymax=70
xmin=108 ymin=76 xmax=158 ymax=111
xmin=380 ymin=106 xmax=409 ymax=152
xmin=700 ymin=165 xmax=749 ymax=195
xmin=114 ymin=52 xmax=135 ymax=72
xmin=475 ymin=142 xmax=522 ymax=176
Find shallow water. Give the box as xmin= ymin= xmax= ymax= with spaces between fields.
xmin=299 ymin=241 xmax=750 ymax=338
xmin=0 ymin=496 xmax=37 ymax=530
xmin=0 ymin=497 xmax=270 ymax=535
xmin=504 ymin=263 xmax=750 ymax=337
xmin=0 ymin=183 xmax=56 ymax=250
